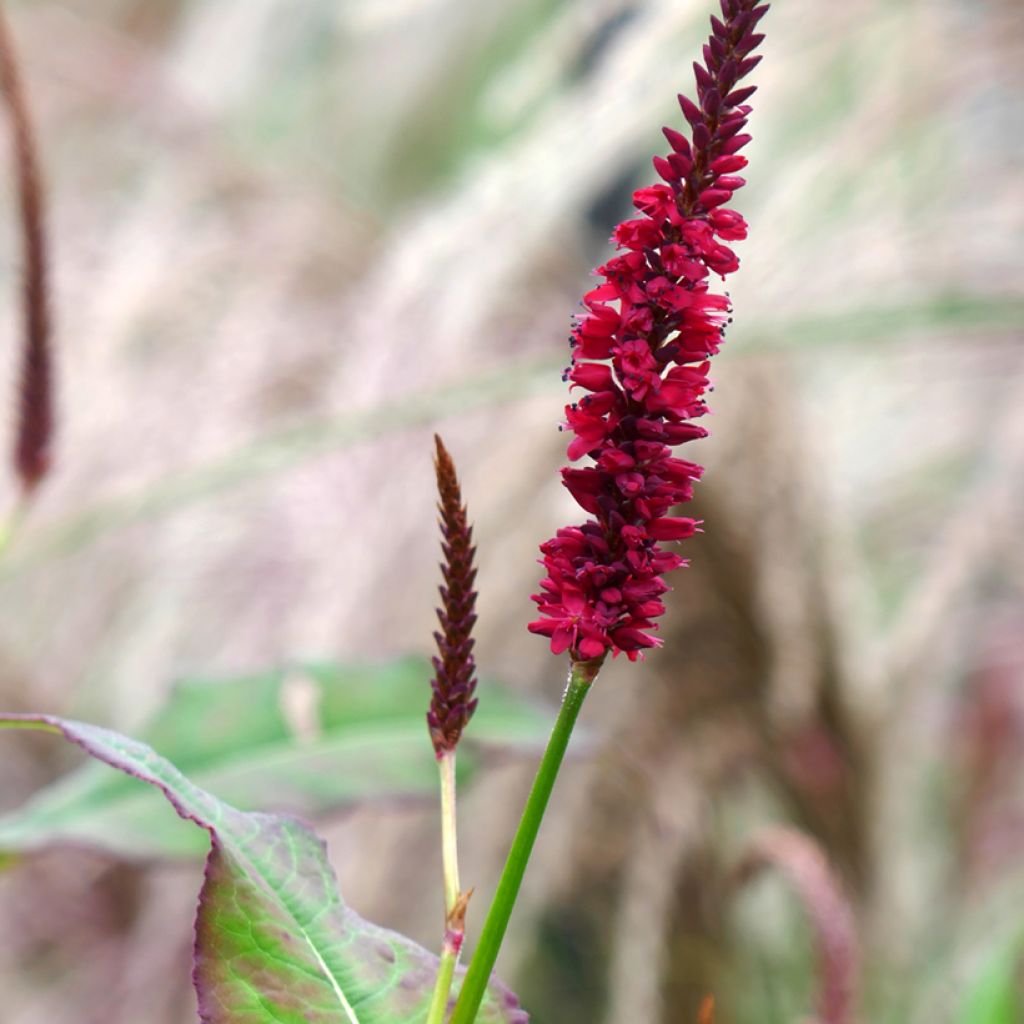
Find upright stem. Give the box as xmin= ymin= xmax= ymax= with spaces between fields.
xmin=450 ymin=657 xmax=602 ymax=1024
xmin=439 ymin=750 xmax=461 ymax=913
xmin=426 ymin=750 xmax=465 ymax=1024
xmin=426 ymin=944 xmax=459 ymax=1024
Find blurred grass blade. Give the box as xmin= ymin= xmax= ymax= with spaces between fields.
xmin=0 ymin=714 xmax=527 ymax=1023
xmin=0 ymin=656 xmax=551 ymax=858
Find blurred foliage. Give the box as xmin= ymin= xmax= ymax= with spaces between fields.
xmin=0 ymin=657 xmax=551 ymax=858
xmin=957 ymin=937 xmax=1024 ymax=1024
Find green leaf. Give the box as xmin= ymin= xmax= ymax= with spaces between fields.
xmin=0 ymin=714 xmax=528 ymax=1024
xmin=0 ymin=656 xmax=550 ymax=858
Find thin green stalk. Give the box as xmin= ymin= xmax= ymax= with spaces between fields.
xmin=450 ymin=656 xmax=603 ymax=1024
xmin=439 ymin=751 xmax=461 ymax=913
xmin=426 ymin=750 xmax=465 ymax=1024
xmin=426 ymin=942 xmax=459 ymax=1024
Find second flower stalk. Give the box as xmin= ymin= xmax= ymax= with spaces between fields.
xmin=425 ymin=744 xmax=471 ymax=1024
xmin=425 ymin=437 xmax=605 ymax=1024
xmin=425 ymin=435 xmax=478 ymax=1024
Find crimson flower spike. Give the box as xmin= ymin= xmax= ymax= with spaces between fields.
xmin=0 ymin=6 xmax=53 ymax=498
xmin=529 ymin=0 xmax=768 ymax=663
xmin=427 ymin=435 xmax=479 ymax=756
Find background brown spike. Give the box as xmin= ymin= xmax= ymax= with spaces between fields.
xmin=0 ymin=4 xmax=52 ymax=496
xmin=734 ymin=828 xmax=859 ymax=1024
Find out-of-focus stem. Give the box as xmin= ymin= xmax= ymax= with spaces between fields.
xmin=0 ymin=499 xmax=27 ymax=558
xmin=450 ymin=656 xmax=602 ymax=1024
xmin=0 ymin=5 xmax=53 ymax=496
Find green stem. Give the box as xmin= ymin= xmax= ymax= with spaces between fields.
xmin=426 ymin=942 xmax=459 ymax=1024
xmin=439 ymin=750 xmax=461 ymax=914
xmin=449 ymin=656 xmax=602 ymax=1024
xmin=426 ymin=750 xmax=464 ymax=1024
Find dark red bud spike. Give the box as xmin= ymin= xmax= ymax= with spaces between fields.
xmin=427 ymin=436 xmax=480 ymax=756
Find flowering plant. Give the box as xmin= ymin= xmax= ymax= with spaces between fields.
xmin=0 ymin=3 xmax=879 ymax=1024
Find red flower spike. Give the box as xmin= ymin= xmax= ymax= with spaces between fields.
xmin=529 ymin=0 xmax=767 ymax=663
xmin=427 ymin=436 xmax=479 ymax=756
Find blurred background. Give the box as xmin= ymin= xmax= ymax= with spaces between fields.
xmin=0 ymin=0 xmax=1022 ymax=1021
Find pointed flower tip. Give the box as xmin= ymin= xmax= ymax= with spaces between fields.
xmin=433 ymin=432 xmax=448 ymax=472
xmin=529 ymin=0 xmax=766 ymax=664
xmin=427 ymin=435 xmax=478 ymax=756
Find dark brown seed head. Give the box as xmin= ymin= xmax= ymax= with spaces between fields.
xmin=427 ymin=435 xmax=478 ymax=756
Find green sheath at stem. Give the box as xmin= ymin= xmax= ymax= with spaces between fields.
xmin=449 ymin=657 xmax=601 ymax=1024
